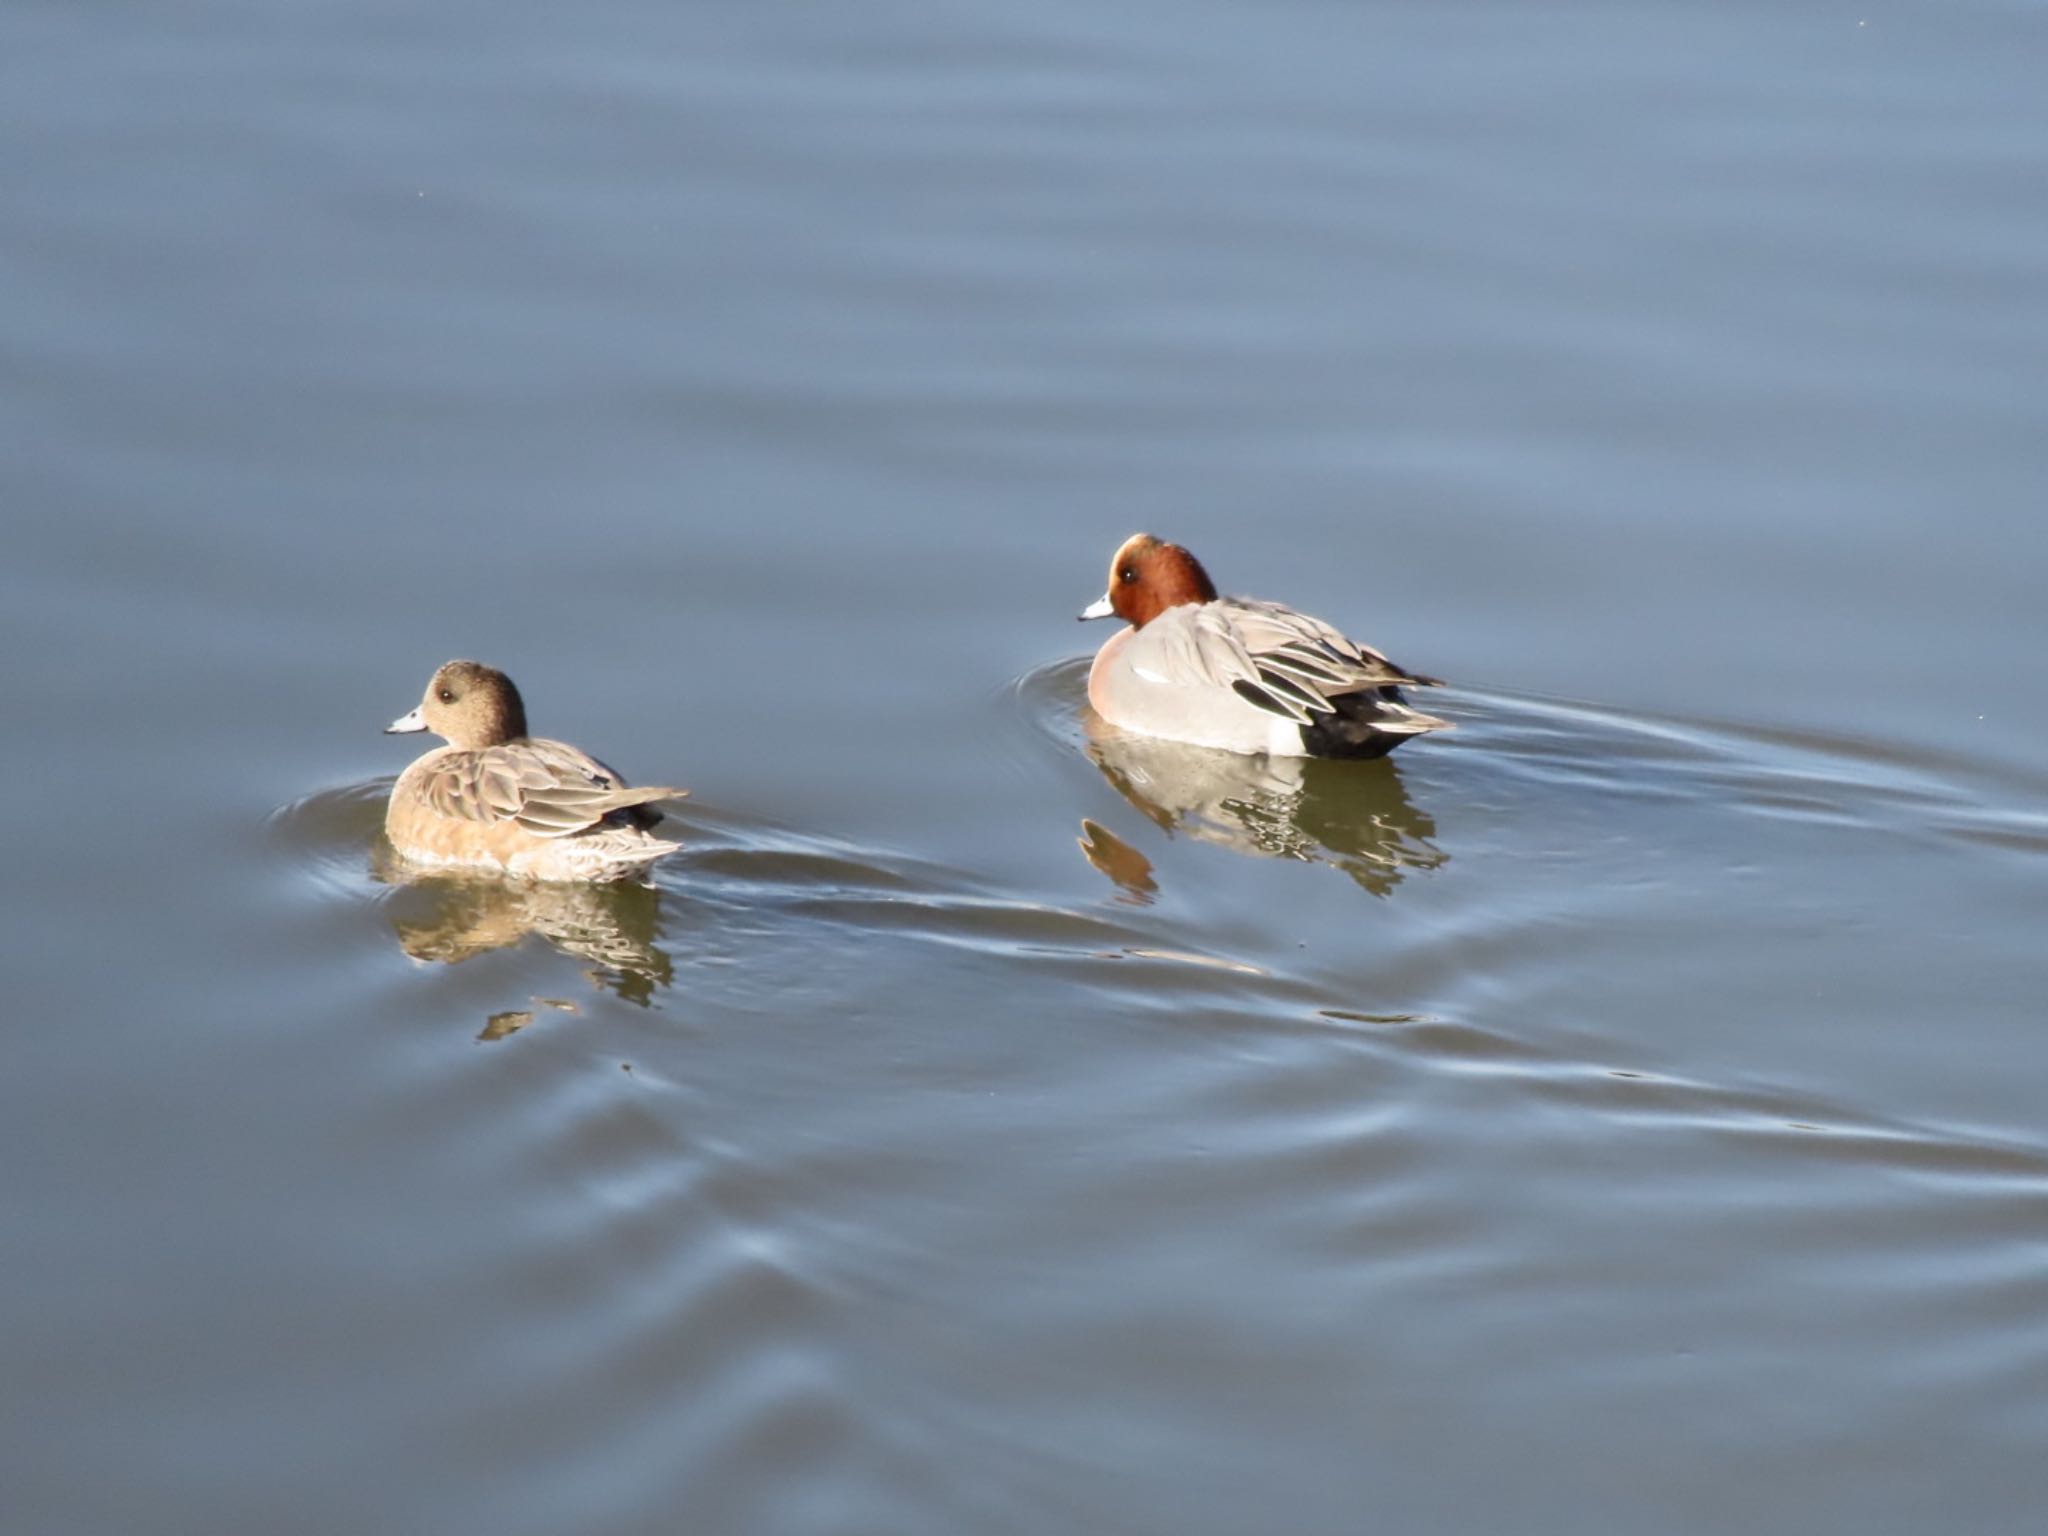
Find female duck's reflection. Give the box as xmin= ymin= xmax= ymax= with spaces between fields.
xmin=370 ymin=845 xmax=674 ymax=1006
xmin=1081 ymin=717 xmax=1446 ymax=899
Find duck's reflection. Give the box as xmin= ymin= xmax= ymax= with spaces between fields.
xmin=1082 ymin=717 xmax=1446 ymax=898
xmin=371 ymin=845 xmax=674 ymax=1007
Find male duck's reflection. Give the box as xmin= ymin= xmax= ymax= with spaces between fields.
xmin=370 ymin=844 xmax=673 ymax=1006
xmin=1081 ymin=717 xmax=1446 ymax=899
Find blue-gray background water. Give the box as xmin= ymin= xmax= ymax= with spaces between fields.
xmin=5 ymin=3 xmax=2046 ymax=1532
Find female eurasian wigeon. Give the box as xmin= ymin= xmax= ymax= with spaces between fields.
xmin=383 ymin=660 xmax=686 ymax=882
xmin=1078 ymin=534 xmax=1449 ymax=759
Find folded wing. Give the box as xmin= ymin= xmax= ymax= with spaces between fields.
xmin=1142 ymin=599 xmax=1445 ymax=728
xmin=426 ymin=739 xmax=688 ymax=838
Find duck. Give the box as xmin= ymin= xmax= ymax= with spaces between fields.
xmin=382 ymin=660 xmax=686 ymax=882
xmin=1077 ymin=533 xmax=1449 ymax=758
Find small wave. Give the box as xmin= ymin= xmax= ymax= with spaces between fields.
xmin=1447 ymin=684 xmax=2048 ymax=856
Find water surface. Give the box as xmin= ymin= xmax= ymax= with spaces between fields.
xmin=5 ymin=2 xmax=2047 ymax=1532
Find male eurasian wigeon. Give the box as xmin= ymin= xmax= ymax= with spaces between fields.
xmin=1078 ymin=534 xmax=1449 ymax=759
xmin=383 ymin=660 xmax=686 ymax=882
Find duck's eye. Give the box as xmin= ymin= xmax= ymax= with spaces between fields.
xmin=437 ymin=689 xmax=455 ymax=704
xmin=1118 ymin=567 xmax=1136 ymax=584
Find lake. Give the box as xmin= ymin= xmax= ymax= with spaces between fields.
xmin=5 ymin=2 xmax=2046 ymax=1532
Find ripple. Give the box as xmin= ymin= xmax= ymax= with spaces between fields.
xmin=1450 ymin=683 xmax=2048 ymax=855
xmin=249 ymin=675 xmax=2048 ymax=1535
xmin=264 ymin=778 xmax=392 ymax=897
xmin=268 ymin=769 xmax=1272 ymax=1030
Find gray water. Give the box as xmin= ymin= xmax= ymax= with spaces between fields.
xmin=6 ymin=3 xmax=2048 ymax=1532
